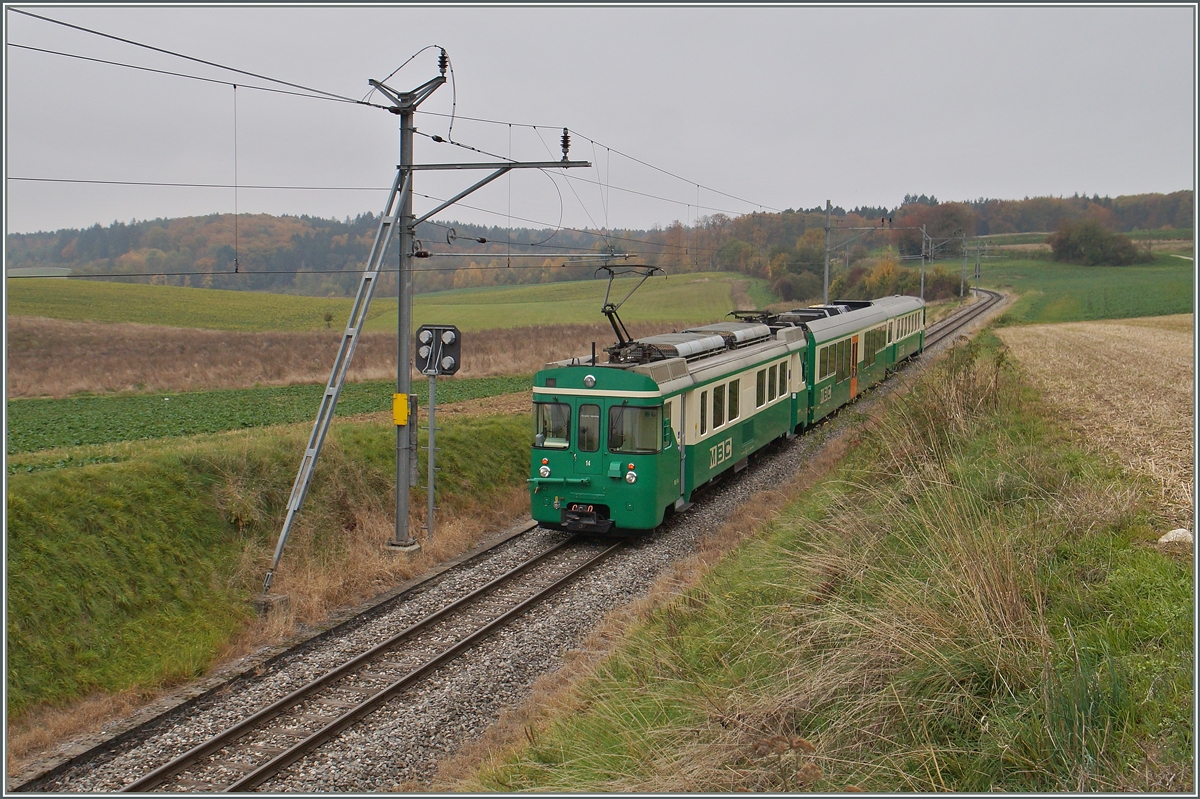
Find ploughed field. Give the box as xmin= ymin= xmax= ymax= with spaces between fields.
xmin=996 ymin=314 xmax=1194 ymax=528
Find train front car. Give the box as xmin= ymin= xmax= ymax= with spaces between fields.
xmin=529 ymin=365 xmax=679 ymax=534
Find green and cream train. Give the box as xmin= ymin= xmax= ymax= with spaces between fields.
xmin=529 ymin=295 xmax=925 ymax=534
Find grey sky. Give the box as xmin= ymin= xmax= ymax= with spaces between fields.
xmin=4 ymin=4 xmax=1196 ymax=236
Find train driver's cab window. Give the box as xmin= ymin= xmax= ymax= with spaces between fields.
xmin=609 ymin=405 xmax=662 ymax=454
xmin=578 ymin=404 xmax=600 ymax=452
xmin=533 ymin=402 xmax=570 ymax=448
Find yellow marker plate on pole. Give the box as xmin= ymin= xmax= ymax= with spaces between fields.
xmin=393 ymin=393 xmax=409 ymax=426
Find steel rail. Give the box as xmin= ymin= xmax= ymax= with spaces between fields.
xmin=924 ymin=288 xmax=1001 ymax=346
xmin=121 ymin=533 xmax=586 ymax=793
xmin=226 ymin=538 xmax=626 ymax=792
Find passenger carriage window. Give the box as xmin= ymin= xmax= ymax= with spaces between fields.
xmin=768 ymin=365 xmax=777 ymax=401
xmin=728 ymin=379 xmax=740 ymax=421
xmin=700 ymin=391 xmax=708 ymax=435
xmin=608 ymin=405 xmax=662 ymax=454
xmin=778 ymin=362 xmax=788 ymax=396
xmin=533 ymin=402 xmax=570 ymax=449
xmin=756 ymin=369 xmax=766 ymax=407
xmin=578 ymin=404 xmax=600 ymax=453
xmin=713 ymin=384 xmax=726 ymax=428
xmin=819 ymin=347 xmax=830 ymax=381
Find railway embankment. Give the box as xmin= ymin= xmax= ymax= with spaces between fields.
xmin=5 ymin=410 xmax=532 ymax=775
xmin=456 ymin=326 xmax=1193 ymax=792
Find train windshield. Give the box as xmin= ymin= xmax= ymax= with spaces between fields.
xmin=533 ymin=402 xmax=571 ymax=449
xmin=608 ymin=405 xmax=662 ymax=454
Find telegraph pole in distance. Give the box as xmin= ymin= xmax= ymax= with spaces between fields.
xmin=823 ymin=200 xmax=831 ymax=304
xmin=920 ymin=224 xmax=927 ymax=301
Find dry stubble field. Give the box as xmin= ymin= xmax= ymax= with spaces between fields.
xmin=996 ymin=314 xmax=1194 ymax=528
xmin=5 ymin=317 xmax=683 ymax=398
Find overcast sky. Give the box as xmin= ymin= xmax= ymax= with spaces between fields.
xmin=4 ymin=4 xmax=1196 ymax=236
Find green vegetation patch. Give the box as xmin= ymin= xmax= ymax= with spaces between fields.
xmin=7 ymin=272 xmax=768 ymax=334
xmin=984 ymin=254 xmax=1193 ymax=324
xmin=5 ymin=412 xmax=530 ymax=718
xmin=364 ymin=272 xmax=761 ymax=332
xmin=6 ymin=376 xmax=530 ymax=458
xmin=5 ymin=278 xmax=395 ymax=331
xmin=470 ymin=334 xmax=1192 ymax=793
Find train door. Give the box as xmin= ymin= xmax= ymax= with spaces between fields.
xmin=665 ymin=396 xmax=684 ymax=499
xmin=850 ymin=336 xmax=860 ymax=398
xmin=574 ymin=402 xmax=603 ymax=477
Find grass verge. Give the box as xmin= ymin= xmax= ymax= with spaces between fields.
xmin=5 ymin=412 xmax=529 ymax=722
xmin=460 ymin=334 xmax=1193 ymax=792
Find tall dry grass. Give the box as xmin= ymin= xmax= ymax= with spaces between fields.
xmin=6 ymin=317 xmax=685 ymax=398
xmin=455 ymin=336 xmax=1174 ymax=793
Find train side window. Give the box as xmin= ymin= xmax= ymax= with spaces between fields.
xmin=778 ymin=361 xmax=788 ymax=396
xmin=700 ymin=391 xmax=708 ymax=435
xmin=578 ymin=404 xmax=600 ymax=453
xmin=713 ymin=384 xmax=726 ymax=428
xmin=756 ymin=369 xmax=766 ymax=407
xmin=609 ymin=405 xmax=662 ymax=454
xmin=768 ymin=365 xmax=777 ymax=401
xmin=728 ymin=379 xmax=740 ymax=421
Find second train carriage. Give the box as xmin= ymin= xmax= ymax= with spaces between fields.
xmin=529 ymin=294 xmax=926 ymax=534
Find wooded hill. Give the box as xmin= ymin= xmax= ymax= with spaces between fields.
xmin=6 ymin=190 xmax=1191 ymax=297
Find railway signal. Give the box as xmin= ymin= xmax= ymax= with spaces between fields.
xmin=415 ymin=324 xmax=461 ymax=542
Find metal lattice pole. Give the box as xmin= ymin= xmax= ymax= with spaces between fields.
xmin=262 ymin=168 xmax=410 ymax=593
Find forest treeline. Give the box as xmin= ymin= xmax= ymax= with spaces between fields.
xmin=6 ymin=189 xmax=1191 ymax=298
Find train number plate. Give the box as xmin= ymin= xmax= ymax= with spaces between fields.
xmin=708 ymin=437 xmax=733 ymax=469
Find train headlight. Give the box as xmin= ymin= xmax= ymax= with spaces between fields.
xmin=583 ymin=375 xmax=596 ymax=388
xmin=539 ymin=465 xmax=552 ymax=478
xmin=625 ymin=470 xmax=638 ymax=484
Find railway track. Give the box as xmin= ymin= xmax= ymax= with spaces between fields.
xmin=120 ymin=535 xmax=623 ymax=792
xmin=15 ymin=289 xmax=1005 ymax=793
xmin=924 ymin=288 xmax=1002 ymax=347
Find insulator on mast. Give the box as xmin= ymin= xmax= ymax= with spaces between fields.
xmin=438 ymin=49 xmax=448 ymax=76
xmin=561 ymin=128 xmax=570 ymax=162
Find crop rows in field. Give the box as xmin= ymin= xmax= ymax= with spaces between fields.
xmin=986 ymin=255 xmax=1193 ymax=324
xmin=6 ymin=376 xmax=530 ymax=457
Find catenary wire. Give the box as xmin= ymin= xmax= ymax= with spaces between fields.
xmin=11 ymin=12 xmax=777 ymax=219
xmin=6 ymin=43 xmax=357 ymax=105
xmin=8 ymin=7 xmax=363 ymax=104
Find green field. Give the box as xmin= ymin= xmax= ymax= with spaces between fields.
xmin=981 ymin=254 xmax=1193 ymax=324
xmin=6 ymin=375 xmax=530 ymax=459
xmin=6 ymin=272 xmax=763 ymax=333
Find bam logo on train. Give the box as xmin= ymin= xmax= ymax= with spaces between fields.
xmin=709 ymin=437 xmax=733 ymax=469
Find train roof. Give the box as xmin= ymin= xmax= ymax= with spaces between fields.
xmin=804 ymin=295 xmax=924 ymax=345
xmin=543 ymin=295 xmax=924 ymax=384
